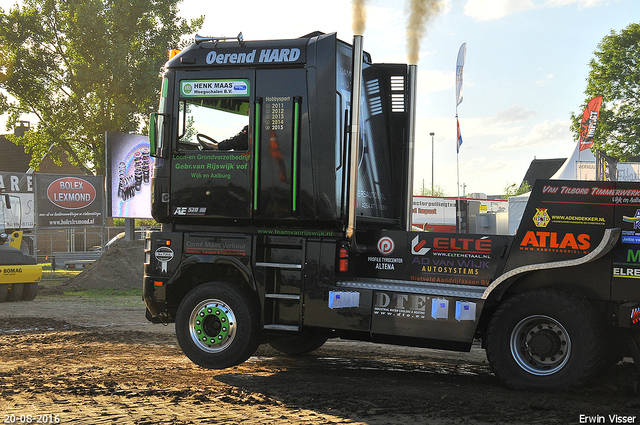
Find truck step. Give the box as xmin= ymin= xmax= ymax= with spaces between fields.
xmin=337 ymin=278 xmax=486 ymax=299
xmin=255 ymin=262 xmax=302 ymax=269
xmin=263 ymin=324 xmax=300 ymax=331
xmin=265 ymin=293 xmax=300 ymax=300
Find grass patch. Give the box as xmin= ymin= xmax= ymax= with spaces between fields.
xmin=39 ymin=263 xmax=84 ymax=285
xmin=62 ymin=288 xmax=143 ymax=298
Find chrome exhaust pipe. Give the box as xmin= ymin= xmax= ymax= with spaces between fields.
xmin=405 ymin=65 xmax=418 ymax=231
xmin=346 ymin=35 xmax=364 ymax=242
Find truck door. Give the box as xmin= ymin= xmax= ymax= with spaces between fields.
xmin=170 ymin=70 xmax=254 ymax=219
xmin=254 ymin=68 xmax=306 ymax=219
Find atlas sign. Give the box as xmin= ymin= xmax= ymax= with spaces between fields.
xmin=520 ymin=231 xmax=590 ymax=250
xmin=47 ymin=177 xmax=96 ymax=209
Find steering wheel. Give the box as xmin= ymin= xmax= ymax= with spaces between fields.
xmin=197 ymin=133 xmax=218 ymax=149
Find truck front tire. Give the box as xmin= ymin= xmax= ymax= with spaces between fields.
xmin=485 ymin=289 xmax=604 ymax=391
xmin=175 ymin=282 xmax=260 ymax=369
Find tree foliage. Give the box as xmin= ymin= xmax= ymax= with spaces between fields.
xmin=502 ymin=181 xmax=530 ymax=200
xmin=570 ymin=23 xmax=640 ymax=160
xmin=0 ymin=0 xmax=202 ymax=175
xmin=414 ymin=184 xmax=448 ymax=197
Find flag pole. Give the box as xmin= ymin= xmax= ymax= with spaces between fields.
xmin=455 ymin=43 xmax=466 ymax=233
xmin=456 ymin=110 xmax=460 ymax=232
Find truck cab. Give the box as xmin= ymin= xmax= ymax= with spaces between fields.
xmin=143 ymin=32 xmax=640 ymax=392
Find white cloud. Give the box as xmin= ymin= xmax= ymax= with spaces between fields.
xmin=418 ymin=69 xmax=455 ymax=93
xmin=535 ymin=74 xmax=554 ymax=86
xmin=463 ymin=0 xmax=608 ymax=21
xmin=463 ymin=0 xmax=537 ymax=21
xmin=491 ymin=105 xmax=537 ymax=123
xmin=489 ymin=119 xmax=572 ymax=150
xmin=547 ymin=0 xmax=608 ymax=6
xmin=450 ymin=106 xmax=536 ymax=140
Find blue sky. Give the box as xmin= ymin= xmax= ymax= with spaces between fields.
xmin=1 ymin=0 xmax=637 ymax=196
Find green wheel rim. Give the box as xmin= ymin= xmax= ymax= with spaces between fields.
xmin=189 ymin=299 xmax=237 ymax=353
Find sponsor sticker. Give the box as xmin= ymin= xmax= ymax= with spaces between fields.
xmin=533 ymin=208 xmax=550 ymax=228
xmin=155 ymin=246 xmax=174 ymax=273
xmin=377 ymin=237 xmax=395 ymax=255
xmin=519 ymin=231 xmax=590 ymax=253
xmin=46 ymin=177 xmax=96 ymax=210
xmin=181 ymin=79 xmax=249 ymax=97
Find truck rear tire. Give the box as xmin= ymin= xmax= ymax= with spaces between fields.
xmin=175 ymin=282 xmax=260 ymax=369
xmin=485 ymin=289 xmax=604 ymax=391
xmin=6 ymin=283 xmax=23 ymax=302
xmin=21 ymin=282 xmax=38 ymax=301
xmin=269 ymin=330 xmax=329 ymax=356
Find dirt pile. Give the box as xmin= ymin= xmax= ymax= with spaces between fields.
xmin=64 ymin=239 xmax=145 ymax=290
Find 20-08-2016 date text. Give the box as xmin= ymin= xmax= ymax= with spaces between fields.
xmin=3 ymin=414 xmax=61 ymax=424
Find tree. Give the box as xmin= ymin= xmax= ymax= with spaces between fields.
xmin=570 ymin=23 xmax=640 ymax=160
xmin=502 ymin=181 xmax=530 ymax=200
xmin=414 ymin=184 xmax=448 ymax=197
xmin=0 ymin=0 xmax=203 ymax=175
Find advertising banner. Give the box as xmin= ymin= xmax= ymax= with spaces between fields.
xmin=35 ymin=173 xmax=104 ymax=229
xmin=354 ymin=229 xmax=512 ymax=287
xmin=0 ymin=172 xmax=35 ymax=229
xmin=507 ymin=179 xmax=614 ymax=272
xmin=608 ymin=181 xmax=640 ymax=299
xmin=455 ymin=43 xmax=466 ymax=107
xmin=106 ymin=131 xmax=154 ymax=219
xmin=578 ymin=96 xmax=603 ymax=152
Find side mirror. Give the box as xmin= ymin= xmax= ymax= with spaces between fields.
xmin=3 ymin=194 xmax=10 ymax=209
xmin=149 ymin=112 xmax=167 ymax=158
xmin=149 ymin=112 xmax=158 ymax=157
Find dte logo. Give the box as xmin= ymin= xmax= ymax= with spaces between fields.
xmin=375 ymin=292 xmax=426 ymax=311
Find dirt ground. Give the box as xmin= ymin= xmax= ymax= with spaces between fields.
xmin=1 ymin=243 xmax=640 ymax=424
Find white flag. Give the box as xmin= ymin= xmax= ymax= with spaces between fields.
xmin=456 ymin=43 xmax=466 ymax=107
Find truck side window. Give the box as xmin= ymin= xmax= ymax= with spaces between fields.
xmin=177 ymin=97 xmax=250 ymax=152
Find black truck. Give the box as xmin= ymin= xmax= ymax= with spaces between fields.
xmin=143 ymin=31 xmax=640 ymax=391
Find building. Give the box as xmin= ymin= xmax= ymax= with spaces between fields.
xmin=0 ymin=133 xmax=83 ymax=174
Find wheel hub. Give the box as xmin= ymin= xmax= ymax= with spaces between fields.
xmin=189 ymin=300 xmax=236 ymax=353
xmin=510 ymin=315 xmax=571 ymax=376
xmin=527 ymin=327 xmax=563 ymax=358
xmin=194 ymin=305 xmax=229 ymax=346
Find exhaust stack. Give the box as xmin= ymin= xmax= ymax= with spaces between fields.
xmin=346 ymin=35 xmax=364 ymax=242
xmin=405 ymin=65 xmax=418 ymax=231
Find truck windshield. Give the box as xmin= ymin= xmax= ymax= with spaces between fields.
xmin=177 ymin=98 xmax=250 ymax=152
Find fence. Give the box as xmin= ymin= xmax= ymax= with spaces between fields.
xmin=20 ymin=227 xmax=153 ymax=262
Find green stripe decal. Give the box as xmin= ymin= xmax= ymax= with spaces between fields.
xmin=253 ymin=103 xmax=260 ymax=210
xmin=292 ymin=101 xmax=300 ymax=212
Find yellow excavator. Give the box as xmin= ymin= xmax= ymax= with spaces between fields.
xmin=0 ymin=191 xmax=42 ymax=301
